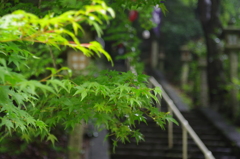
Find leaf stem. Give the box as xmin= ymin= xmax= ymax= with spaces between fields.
xmin=48 ymin=46 xmax=57 ymax=70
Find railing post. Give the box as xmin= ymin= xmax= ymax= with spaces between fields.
xmin=168 ymin=107 xmax=173 ymax=149
xmin=149 ymin=76 xmax=215 ymax=159
xmin=156 ymin=94 xmax=161 ymax=111
xmin=182 ymin=121 xmax=188 ymax=159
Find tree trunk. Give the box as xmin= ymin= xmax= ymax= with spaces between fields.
xmin=197 ymin=0 xmax=228 ymax=111
xmin=68 ymin=123 xmax=85 ymax=159
xmin=67 ymin=28 xmax=93 ymax=159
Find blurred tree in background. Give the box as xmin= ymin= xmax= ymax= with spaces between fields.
xmin=159 ymin=0 xmax=203 ymax=82
xmin=160 ymin=0 xmax=240 ymax=116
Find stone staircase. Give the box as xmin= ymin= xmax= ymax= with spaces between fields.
xmin=109 ymin=68 xmax=240 ymax=159
xmin=110 ymin=102 xmax=240 ymax=159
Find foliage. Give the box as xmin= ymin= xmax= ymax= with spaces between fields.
xmin=0 ymin=4 xmax=113 ymax=60
xmin=0 ymin=0 xmax=176 ymax=148
xmin=160 ymin=1 xmax=203 ymax=50
xmin=0 ymin=1 xmax=167 ymax=75
xmin=21 ymin=44 xmax=65 ymax=78
xmin=99 ymin=1 xmax=167 ymax=73
xmin=31 ymin=70 xmax=176 ymax=144
xmin=158 ymin=0 xmax=203 ymax=83
xmin=180 ymin=39 xmax=207 ymax=107
xmin=187 ymin=38 xmax=207 ymax=57
xmin=0 ymin=125 xmax=68 ymax=158
xmin=180 ymin=0 xmax=240 ymax=26
xmin=0 ymin=0 xmax=113 ymax=140
xmin=220 ymin=0 xmax=240 ymax=27
xmin=181 ymin=0 xmax=197 ymax=7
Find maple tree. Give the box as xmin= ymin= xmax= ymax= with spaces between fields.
xmin=0 ymin=0 xmax=176 ymax=151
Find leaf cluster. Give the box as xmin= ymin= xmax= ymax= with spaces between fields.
xmin=0 ymin=0 xmax=114 ymax=61
xmin=102 ymin=0 xmax=167 ymax=74
xmin=0 ymin=0 xmax=177 ymax=147
xmin=187 ymin=38 xmax=207 ymax=57
xmin=28 ymin=70 xmax=173 ymax=145
xmin=0 ymin=0 xmax=113 ymax=141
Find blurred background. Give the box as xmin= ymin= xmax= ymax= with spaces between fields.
xmin=1 ymin=0 xmax=240 ymax=159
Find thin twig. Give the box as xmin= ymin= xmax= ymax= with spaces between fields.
xmin=48 ymin=46 xmax=57 ymax=70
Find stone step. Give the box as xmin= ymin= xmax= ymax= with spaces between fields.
xmin=113 ymin=143 xmax=233 ymax=155
xmin=111 ymin=153 xmax=206 ymax=159
xmin=110 ymin=107 xmax=239 ymax=159
xmin=133 ymin=132 xmax=223 ymax=141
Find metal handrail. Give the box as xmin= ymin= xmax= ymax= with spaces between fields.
xmin=149 ymin=77 xmax=215 ymax=159
xmin=125 ymin=58 xmax=214 ymax=159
